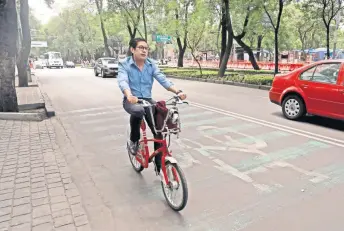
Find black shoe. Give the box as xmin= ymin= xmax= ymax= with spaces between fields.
xmin=127 ymin=140 xmax=139 ymax=155
xmin=154 ymin=164 xmax=161 ymax=175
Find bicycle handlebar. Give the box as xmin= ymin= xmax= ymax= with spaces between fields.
xmin=137 ymin=95 xmax=188 ymax=107
xmin=137 ymin=99 xmax=152 ymax=107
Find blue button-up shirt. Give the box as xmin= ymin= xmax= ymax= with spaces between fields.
xmin=117 ymin=56 xmax=173 ymax=98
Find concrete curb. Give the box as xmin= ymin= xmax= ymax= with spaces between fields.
xmin=0 ymin=74 xmax=55 ymax=122
xmin=161 ymin=66 xmax=276 ymax=75
xmin=36 ymin=76 xmax=56 ymax=118
xmin=41 ymin=92 xmax=56 ymax=117
xmin=18 ymin=102 xmax=45 ymax=111
xmin=0 ymin=111 xmax=44 ymax=121
xmin=166 ymin=75 xmax=272 ymax=91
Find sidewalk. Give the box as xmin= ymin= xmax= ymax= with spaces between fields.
xmin=0 ymin=77 xmax=91 ymax=230
xmin=15 ymin=75 xmax=45 ymax=112
xmin=0 ymin=121 xmax=91 ymax=231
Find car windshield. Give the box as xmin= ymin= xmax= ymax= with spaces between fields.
xmin=104 ymin=59 xmax=117 ymax=64
xmin=51 ymin=53 xmax=61 ymax=59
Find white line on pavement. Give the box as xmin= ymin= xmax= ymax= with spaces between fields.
xmin=58 ymin=106 xmax=121 ymax=115
xmin=190 ymin=101 xmax=344 ymax=148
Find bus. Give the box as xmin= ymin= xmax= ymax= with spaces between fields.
xmin=44 ymin=52 xmax=64 ymax=68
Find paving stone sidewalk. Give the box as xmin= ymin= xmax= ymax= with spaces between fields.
xmin=0 ymin=119 xmax=91 ymax=231
xmin=15 ymin=75 xmax=45 ymax=109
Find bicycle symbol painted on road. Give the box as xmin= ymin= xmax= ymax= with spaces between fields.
xmin=173 ymin=125 xmax=330 ymax=193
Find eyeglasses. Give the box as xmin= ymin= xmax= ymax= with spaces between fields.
xmin=136 ymin=46 xmax=150 ymax=51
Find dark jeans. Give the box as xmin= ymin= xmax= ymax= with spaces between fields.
xmin=123 ymin=98 xmax=163 ymax=170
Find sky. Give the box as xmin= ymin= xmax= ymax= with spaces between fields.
xmin=29 ymin=0 xmax=69 ymax=24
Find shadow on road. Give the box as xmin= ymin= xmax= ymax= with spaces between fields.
xmin=271 ymin=112 xmax=344 ymax=132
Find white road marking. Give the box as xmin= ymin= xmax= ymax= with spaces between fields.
xmin=213 ymin=158 xmax=272 ymax=193
xmin=190 ymin=101 xmax=344 ymax=148
xmin=58 ymin=106 xmax=121 ymax=115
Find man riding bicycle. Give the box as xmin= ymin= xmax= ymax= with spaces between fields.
xmin=117 ymin=38 xmax=187 ymax=173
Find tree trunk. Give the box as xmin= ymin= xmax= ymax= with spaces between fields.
xmin=177 ymin=46 xmax=186 ymax=67
xmin=177 ymin=37 xmax=186 ymax=67
xmin=191 ymin=53 xmax=202 ymax=76
xmin=263 ymin=0 xmax=283 ymax=74
xmin=220 ymin=3 xmax=227 ymax=67
xmin=310 ymin=30 xmax=315 ymax=48
xmin=187 ymin=39 xmax=203 ymax=76
xmin=219 ymin=34 xmax=233 ymax=77
xmin=100 ymin=17 xmax=111 ymax=56
xmin=0 ymin=0 xmax=19 ymax=112
xmin=126 ymin=24 xmax=137 ymax=56
xmin=95 ymin=0 xmax=111 ymax=57
xmin=301 ymin=42 xmax=306 ymax=61
xmin=300 ymin=34 xmax=306 ymax=61
xmin=17 ymin=0 xmax=31 ymax=87
xmin=218 ymin=0 xmax=233 ymax=77
xmin=142 ymin=0 xmax=147 ymax=41
xmin=257 ymin=35 xmax=263 ymax=61
xmin=326 ymin=25 xmax=330 ymax=59
xmin=234 ymin=37 xmax=259 ymax=70
xmin=274 ymin=30 xmax=279 ymax=74
xmin=216 ymin=20 xmax=221 ymax=58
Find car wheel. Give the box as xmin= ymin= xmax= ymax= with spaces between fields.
xmin=94 ymin=69 xmax=98 ymax=76
xmin=282 ymin=95 xmax=306 ymax=120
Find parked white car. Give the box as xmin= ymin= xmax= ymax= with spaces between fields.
xmin=65 ymin=61 xmax=75 ymax=68
xmin=34 ymin=59 xmax=46 ymax=69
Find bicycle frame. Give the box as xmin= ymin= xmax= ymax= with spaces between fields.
xmin=135 ymin=119 xmax=179 ymax=186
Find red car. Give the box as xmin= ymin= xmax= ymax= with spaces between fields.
xmin=269 ymin=60 xmax=344 ymax=121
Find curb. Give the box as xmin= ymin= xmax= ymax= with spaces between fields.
xmin=166 ymin=75 xmax=272 ymax=91
xmin=0 ymin=75 xmax=56 ymax=122
xmin=36 ymin=76 xmax=56 ymax=118
xmin=161 ymin=66 xmax=276 ymax=75
xmin=18 ymin=102 xmax=45 ymax=111
xmin=0 ymin=111 xmax=45 ymax=121
xmin=41 ymin=92 xmax=56 ymax=117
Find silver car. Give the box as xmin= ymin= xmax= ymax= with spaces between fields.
xmin=94 ymin=57 xmax=119 ymax=78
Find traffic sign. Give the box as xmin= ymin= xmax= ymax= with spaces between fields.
xmin=156 ymin=34 xmax=171 ymax=42
xmin=31 ymin=41 xmax=48 ymax=48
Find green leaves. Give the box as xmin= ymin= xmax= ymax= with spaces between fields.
xmin=33 ymin=0 xmax=341 ymax=62
xmin=42 ymin=4 xmax=103 ymax=60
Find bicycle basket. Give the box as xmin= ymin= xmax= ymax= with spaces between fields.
xmin=155 ymin=101 xmax=180 ymax=134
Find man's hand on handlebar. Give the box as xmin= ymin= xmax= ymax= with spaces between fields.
xmin=127 ymin=95 xmax=138 ymax=104
xmin=177 ymin=92 xmax=187 ymax=100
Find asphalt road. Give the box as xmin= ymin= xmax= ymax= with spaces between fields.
xmin=36 ymin=67 xmax=344 ymax=231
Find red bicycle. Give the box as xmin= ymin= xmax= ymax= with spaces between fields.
xmin=126 ymin=96 xmax=189 ymax=211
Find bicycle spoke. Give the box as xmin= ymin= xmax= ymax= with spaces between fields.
xmin=163 ymin=164 xmax=185 ymax=209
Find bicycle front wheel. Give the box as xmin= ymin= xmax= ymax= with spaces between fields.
xmin=161 ymin=161 xmax=188 ymax=211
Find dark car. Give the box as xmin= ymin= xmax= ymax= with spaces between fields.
xmin=94 ymin=57 xmax=118 ymax=78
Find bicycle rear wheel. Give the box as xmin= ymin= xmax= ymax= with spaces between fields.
xmin=126 ymin=124 xmax=144 ymax=172
xmin=161 ymin=161 xmax=188 ymax=211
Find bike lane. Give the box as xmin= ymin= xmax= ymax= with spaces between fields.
xmin=37 ymin=69 xmax=344 ymax=230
